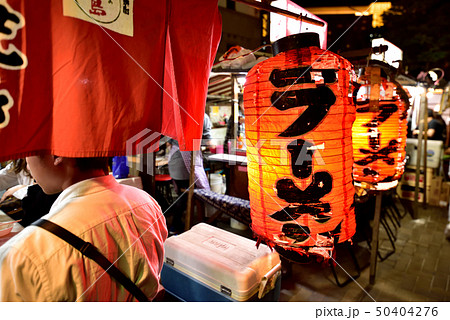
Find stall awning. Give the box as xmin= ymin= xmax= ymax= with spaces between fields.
xmin=0 ymin=0 xmax=222 ymax=161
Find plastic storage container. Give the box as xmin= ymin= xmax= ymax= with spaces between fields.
xmin=406 ymin=138 xmax=443 ymax=169
xmin=161 ymin=223 xmax=281 ymax=301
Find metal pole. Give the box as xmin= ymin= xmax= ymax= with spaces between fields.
xmin=423 ymin=93 xmax=429 ymax=209
xmin=369 ymin=191 xmax=383 ymax=285
xmin=231 ymin=74 xmax=239 ymax=153
xmin=185 ymin=150 xmax=196 ymax=231
xmin=414 ymin=89 xmax=427 ymax=215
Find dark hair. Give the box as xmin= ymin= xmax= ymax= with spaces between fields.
xmin=10 ymin=159 xmax=31 ymax=177
xmin=74 ymin=157 xmax=109 ymax=174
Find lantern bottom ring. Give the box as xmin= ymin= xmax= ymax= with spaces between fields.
xmin=354 ymin=180 xmax=399 ymax=191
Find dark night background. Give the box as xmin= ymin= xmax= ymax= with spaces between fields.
xmin=294 ymin=0 xmax=450 ymax=84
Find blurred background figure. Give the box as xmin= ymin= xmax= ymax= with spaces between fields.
xmin=166 ymin=113 xmax=212 ymax=234
xmin=0 ymin=159 xmax=61 ymax=227
xmin=0 ymin=159 xmax=34 ymax=202
xmin=412 ymin=109 xmax=446 ymax=142
xmin=224 ymin=99 xmax=245 ymax=154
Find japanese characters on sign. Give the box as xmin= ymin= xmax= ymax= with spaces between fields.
xmin=0 ymin=0 xmax=27 ymax=129
xmin=62 ymin=0 xmax=134 ymax=37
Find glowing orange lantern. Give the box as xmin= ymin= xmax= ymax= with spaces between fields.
xmin=244 ymin=33 xmax=356 ymax=260
xmin=352 ymin=66 xmax=409 ymax=190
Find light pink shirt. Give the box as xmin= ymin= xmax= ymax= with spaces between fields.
xmin=0 ymin=175 xmax=167 ymax=301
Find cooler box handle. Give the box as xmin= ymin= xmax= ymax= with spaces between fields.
xmin=258 ymin=263 xmax=281 ymax=299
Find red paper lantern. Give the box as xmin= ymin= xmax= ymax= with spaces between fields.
xmin=244 ymin=33 xmax=356 ymax=260
xmin=352 ymin=66 xmax=409 ymax=190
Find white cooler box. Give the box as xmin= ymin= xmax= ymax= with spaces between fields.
xmin=161 ymin=223 xmax=281 ymax=302
xmin=406 ymin=138 xmax=443 ymax=169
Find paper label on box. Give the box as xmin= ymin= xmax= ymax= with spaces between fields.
xmin=203 ymin=237 xmax=235 ymax=253
xmin=63 ymin=0 xmax=134 ymax=37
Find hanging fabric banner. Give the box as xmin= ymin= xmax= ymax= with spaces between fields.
xmin=0 ymin=0 xmax=221 ymax=161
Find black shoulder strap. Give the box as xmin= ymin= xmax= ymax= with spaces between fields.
xmin=32 ymin=219 xmax=149 ymax=302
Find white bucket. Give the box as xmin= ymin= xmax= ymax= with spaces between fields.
xmin=230 ymin=218 xmax=248 ymax=231
xmin=205 ymin=173 xmax=225 ymax=218
xmin=210 ymin=173 xmax=225 ymax=194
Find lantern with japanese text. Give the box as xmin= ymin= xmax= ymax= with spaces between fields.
xmin=244 ymin=33 xmax=356 ymax=260
xmin=352 ymin=66 xmax=409 ymax=190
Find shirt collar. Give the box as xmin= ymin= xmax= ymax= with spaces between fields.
xmin=49 ymin=175 xmax=117 ymax=212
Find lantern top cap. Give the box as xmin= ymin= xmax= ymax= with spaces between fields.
xmin=272 ymin=33 xmax=320 ymax=56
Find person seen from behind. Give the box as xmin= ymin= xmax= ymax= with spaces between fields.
xmin=0 ymin=155 xmax=167 ymax=301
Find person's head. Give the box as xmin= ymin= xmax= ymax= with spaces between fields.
xmin=25 ymin=155 xmax=108 ymax=194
